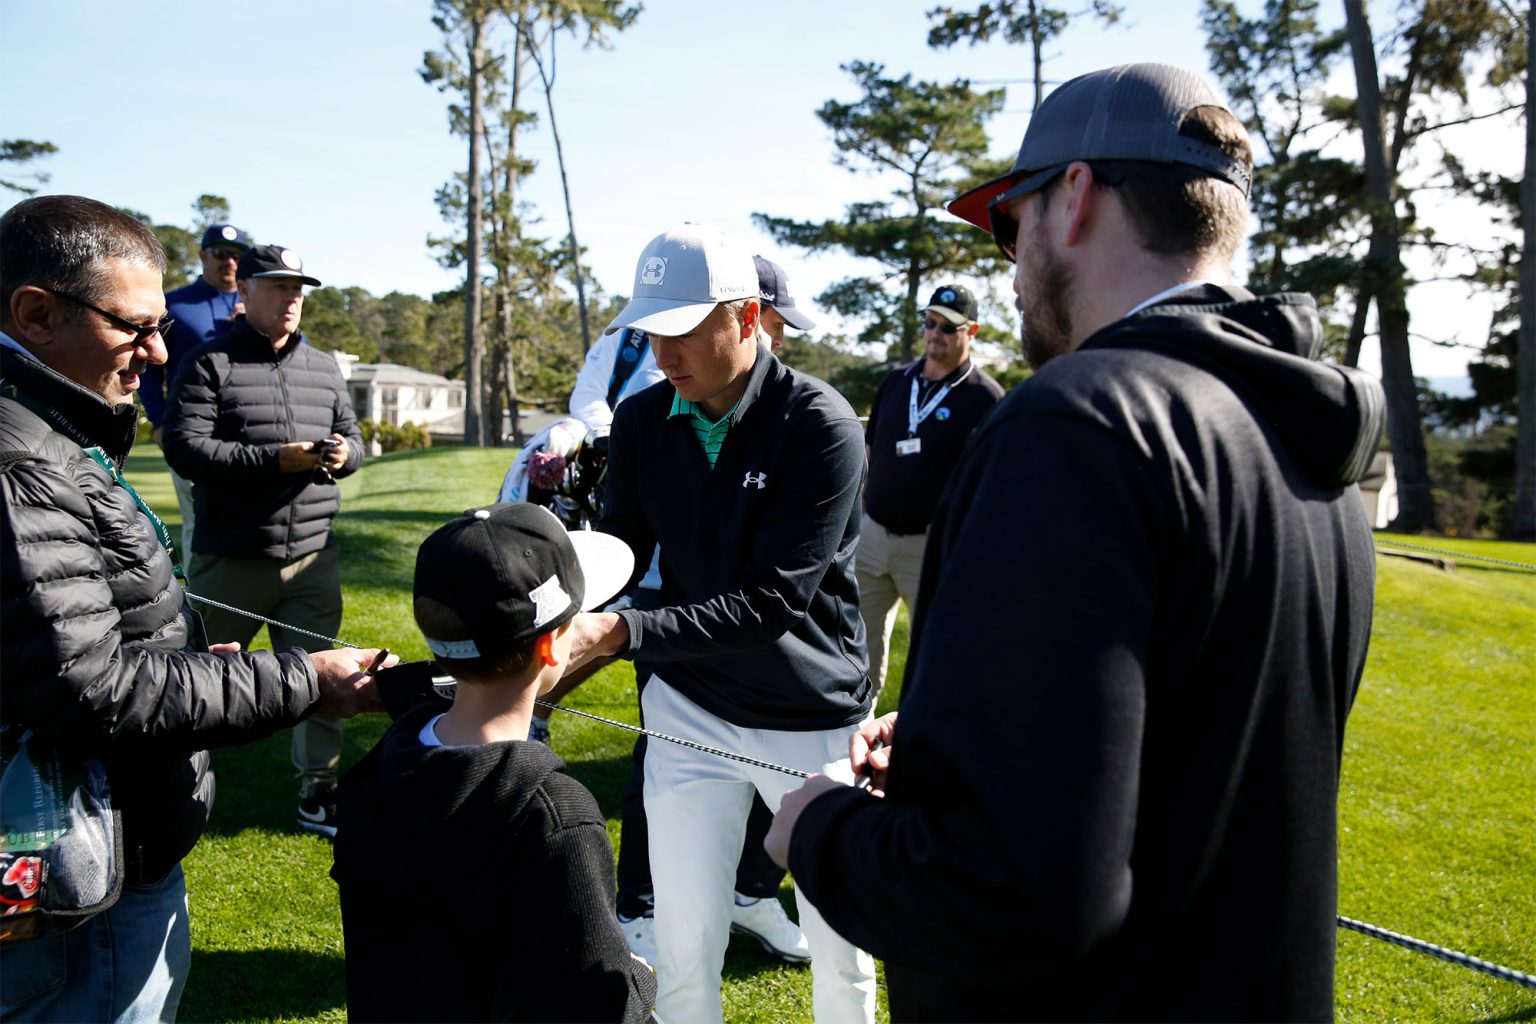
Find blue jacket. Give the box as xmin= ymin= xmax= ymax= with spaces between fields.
xmin=141 ymin=277 xmax=241 ymax=427
xmin=603 ymin=345 xmax=872 ymax=731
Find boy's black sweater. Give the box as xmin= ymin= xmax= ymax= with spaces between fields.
xmin=332 ymin=704 xmax=655 ymax=1023
xmin=603 ymin=345 xmax=872 ymax=731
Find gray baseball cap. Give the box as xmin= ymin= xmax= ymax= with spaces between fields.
xmin=605 ymin=224 xmax=759 ymax=337
xmin=948 ymin=63 xmax=1251 ymax=256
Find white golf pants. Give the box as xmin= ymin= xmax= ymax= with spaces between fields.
xmin=642 ymin=676 xmax=877 ymax=1024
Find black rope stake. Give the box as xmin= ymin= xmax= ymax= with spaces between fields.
xmin=1338 ymin=915 xmax=1536 ymax=990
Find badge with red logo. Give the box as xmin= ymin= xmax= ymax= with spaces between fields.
xmin=0 ymin=853 xmax=45 ymax=916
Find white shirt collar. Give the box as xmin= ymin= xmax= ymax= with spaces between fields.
xmin=1124 ymin=280 xmax=1219 ymax=319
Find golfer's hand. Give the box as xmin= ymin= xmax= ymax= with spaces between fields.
xmin=765 ymin=773 xmax=846 ymax=869
xmin=311 ymin=648 xmax=393 ymax=718
xmin=850 ymin=712 xmax=897 ymax=796
xmin=566 ymin=612 xmax=629 ymax=672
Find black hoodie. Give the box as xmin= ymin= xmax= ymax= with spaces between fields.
xmin=332 ymin=702 xmax=655 ymax=1023
xmin=789 ymin=287 xmax=1382 ymax=1022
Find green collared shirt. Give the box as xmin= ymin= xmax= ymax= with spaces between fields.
xmin=669 ymin=392 xmax=740 ymax=468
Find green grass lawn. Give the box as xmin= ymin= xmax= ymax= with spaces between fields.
xmin=120 ymin=448 xmax=1534 ymax=1023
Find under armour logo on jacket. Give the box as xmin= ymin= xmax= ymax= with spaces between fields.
xmin=742 ymin=472 xmax=767 ymax=489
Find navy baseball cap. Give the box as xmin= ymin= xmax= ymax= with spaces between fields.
xmin=948 ymin=63 xmax=1252 ymax=260
xmin=925 ymin=284 xmax=978 ymax=325
xmin=200 ymin=224 xmax=251 ymax=251
xmin=754 ymin=255 xmax=816 ymax=331
xmin=236 ymin=244 xmax=321 ymax=287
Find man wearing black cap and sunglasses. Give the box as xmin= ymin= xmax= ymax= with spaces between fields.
xmin=164 ymin=244 xmax=365 ymax=839
xmin=768 ymin=63 xmax=1384 ymax=1020
xmin=858 ymin=282 xmax=1003 ymax=697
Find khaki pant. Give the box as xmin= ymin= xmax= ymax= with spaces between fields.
xmin=189 ymin=545 xmax=344 ymax=794
xmin=170 ymin=468 xmax=196 ymax=574
xmin=855 ymin=513 xmax=927 ymax=698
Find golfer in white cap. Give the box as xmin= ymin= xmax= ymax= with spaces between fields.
xmin=566 ymin=224 xmax=877 ymax=1024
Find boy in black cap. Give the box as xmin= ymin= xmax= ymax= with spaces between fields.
xmin=331 ymin=503 xmax=655 ymax=1023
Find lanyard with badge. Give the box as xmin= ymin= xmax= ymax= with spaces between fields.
xmin=899 ymin=362 xmax=973 ymax=456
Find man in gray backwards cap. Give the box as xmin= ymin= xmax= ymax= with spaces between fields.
xmin=768 ymin=64 xmax=1384 ymax=1020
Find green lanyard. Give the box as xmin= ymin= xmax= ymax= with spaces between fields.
xmin=0 ymin=376 xmax=186 ymax=583
xmin=80 ymin=446 xmax=186 ymax=584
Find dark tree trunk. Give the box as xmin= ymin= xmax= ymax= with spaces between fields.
xmin=1343 ymin=286 xmax=1371 ymax=369
xmin=528 ymin=32 xmax=592 ymax=354
xmin=1346 ymin=0 xmax=1436 ymax=531
xmin=1514 ymin=3 xmax=1535 ymax=536
xmin=462 ymin=14 xmax=487 ymax=447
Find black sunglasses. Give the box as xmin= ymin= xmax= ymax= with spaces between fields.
xmin=922 ymin=317 xmax=962 ymax=335
xmin=41 ymin=286 xmax=174 ymax=346
xmin=985 ymin=161 xmax=1129 ymax=261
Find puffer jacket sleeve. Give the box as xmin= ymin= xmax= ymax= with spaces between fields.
xmin=1 ymin=455 xmax=320 ymax=753
xmin=163 ymin=351 xmax=286 ymax=482
xmin=326 ymin=356 xmax=365 ymax=480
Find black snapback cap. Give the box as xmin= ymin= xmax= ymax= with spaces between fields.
xmin=413 ymin=503 xmax=633 ymax=663
xmin=236 ymin=244 xmax=321 ymax=287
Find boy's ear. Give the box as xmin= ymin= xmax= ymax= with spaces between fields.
xmin=536 ymin=631 xmax=560 ymax=668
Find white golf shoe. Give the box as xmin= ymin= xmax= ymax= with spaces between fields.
xmin=619 ymin=914 xmax=657 ymax=967
xmin=730 ymin=896 xmax=811 ymax=962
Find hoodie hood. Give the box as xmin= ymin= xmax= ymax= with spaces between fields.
xmin=1084 ymin=285 xmax=1385 ymax=488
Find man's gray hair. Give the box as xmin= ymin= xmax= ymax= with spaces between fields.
xmin=0 ymin=195 xmax=166 ymax=327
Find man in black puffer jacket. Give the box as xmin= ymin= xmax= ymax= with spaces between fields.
xmin=163 ymin=244 xmax=365 ymax=838
xmin=0 ymin=195 xmax=383 ymax=1022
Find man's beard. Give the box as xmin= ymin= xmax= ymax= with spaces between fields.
xmin=1020 ymin=244 xmax=1075 ymax=370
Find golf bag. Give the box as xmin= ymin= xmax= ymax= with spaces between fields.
xmin=495 ymin=417 xmax=609 ymax=530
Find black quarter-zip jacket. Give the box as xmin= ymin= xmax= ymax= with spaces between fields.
xmin=602 ymin=345 xmax=873 ymax=731
xmin=163 ymin=315 xmax=363 ymax=560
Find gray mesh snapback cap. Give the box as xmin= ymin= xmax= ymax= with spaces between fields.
xmin=948 ymin=63 xmax=1251 ymax=235
xmin=604 ymin=224 xmax=759 ymax=337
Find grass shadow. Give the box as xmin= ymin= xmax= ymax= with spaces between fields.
xmin=182 ymin=948 xmax=345 ymax=1021
xmin=1476 ymin=1002 xmax=1536 ymax=1024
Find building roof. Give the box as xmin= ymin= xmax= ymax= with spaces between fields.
xmin=347 ymin=363 xmax=462 ymax=387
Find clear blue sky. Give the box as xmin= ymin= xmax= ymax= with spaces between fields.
xmin=2 ymin=0 xmax=1514 ymax=379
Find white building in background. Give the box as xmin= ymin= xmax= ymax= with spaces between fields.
xmin=344 ymin=362 xmax=466 ymax=446
xmin=1359 ymin=451 xmax=1398 ymax=530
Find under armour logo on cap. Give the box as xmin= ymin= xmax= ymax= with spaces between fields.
xmin=641 ymin=257 xmax=667 ymax=285
xmin=220 ymin=226 xmax=238 ymax=241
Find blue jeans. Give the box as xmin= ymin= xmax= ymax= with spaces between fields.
xmin=0 ymin=864 xmax=190 ymax=1023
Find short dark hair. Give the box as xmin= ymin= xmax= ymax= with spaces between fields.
xmin=0 ymin=195 xmax=166 ymax=328
xmin=413 ymin=596 xmax=541 ymax=684
xmin=1042 ymin=105 xmax=1252 ymax=263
